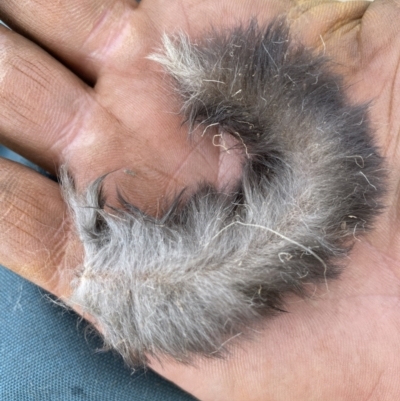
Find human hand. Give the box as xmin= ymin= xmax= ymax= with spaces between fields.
xmin=0 ymin=0 xmax=399 ymax=399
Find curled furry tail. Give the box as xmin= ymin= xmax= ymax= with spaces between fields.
xmin=64 ymin=20 xmax=385 ymax=366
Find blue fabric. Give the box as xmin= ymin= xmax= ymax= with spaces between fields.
xmin=0 ymin=147 xmax=195 ymax=401
xmin=0 ymin=268 xmax=195 ymax=400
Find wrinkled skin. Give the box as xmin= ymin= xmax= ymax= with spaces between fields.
xmin=0 ymin=0 xmax=399 ymax=399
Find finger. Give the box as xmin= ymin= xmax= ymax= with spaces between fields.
xmin=140 ymin=0 xmax=292 ymax=35
xmin=0 ymin=26 xmax=94 ymax=173
xmin=0 ymin=0 xmax=139 ymax=81
xmin=0 ymin=157 xmax=81 ymax=298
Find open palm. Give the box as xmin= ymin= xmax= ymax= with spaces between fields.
xmin=0 ymin=0 xmax=399 ymax=399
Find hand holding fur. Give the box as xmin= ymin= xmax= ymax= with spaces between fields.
xmin=63 ymin=20 xmax=385 ymax=366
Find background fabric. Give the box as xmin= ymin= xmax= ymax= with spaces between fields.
xmin=0 ymin=147 xmax=195 ymax=401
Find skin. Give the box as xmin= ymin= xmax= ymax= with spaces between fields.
xmin=0 ymin=0 xmax=399 ymax=399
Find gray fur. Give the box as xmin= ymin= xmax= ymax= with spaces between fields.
xmin=63 ymin=20 xmax=385 ymax=366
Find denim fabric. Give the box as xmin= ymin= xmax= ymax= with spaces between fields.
xmin=0 ymin=268 xmax=195 ymax=401
xmin=0 ymin=147 xmax=195 ymax=401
